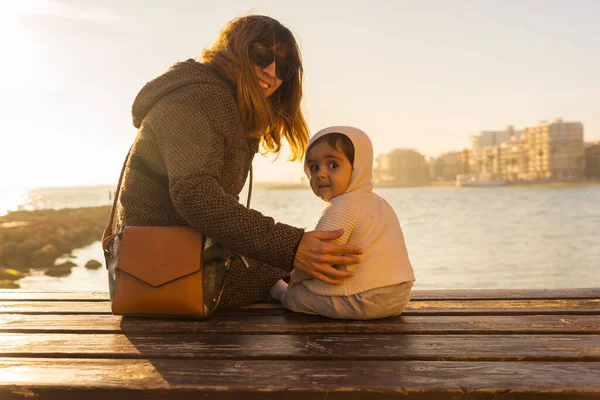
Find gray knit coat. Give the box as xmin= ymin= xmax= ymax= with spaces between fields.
xmin=115 ymin=59 xmax=304 ymax=307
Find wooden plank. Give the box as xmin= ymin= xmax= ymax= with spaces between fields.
xmin=2 ymin=299 xmax=599 ymax=315
xmin=0 ymin=358 xmax=599 ymax=399
xmin=411 ymin=288 xmax=600 ymax=301
xmin=405 ymin=299 xmax=600 ymax=315
xmin=1 ymin=333 xmax=599 ymax=361
xmin=1 ymin=314 xmax=598 ymax=334
xmin=1 ymin=288 xmax=599 ymax=301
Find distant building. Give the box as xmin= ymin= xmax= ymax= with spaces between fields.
xmin=458 ymin=149 xmax=471 ymax=175
xmin=500 ymin=135 xmax=528 ymax=181
xmin=471 ymin=125 xmax=522 ymax=150
xmin=375 ymin=149 xmax=430 ymax=186
xmin=471 ymin=125 xmax=523 ymax=178
xmin=431 ymin=150 xmax=471 ymax=181
xmin=478 ymin=146 xmax=503 ymax=181
xmin=522 ymin=119 xmax=584 ymax=180
xmin=470 ymin=119 xmax=584 ymax=181
xmin=585 ymin=141 xmax=600 ymax=178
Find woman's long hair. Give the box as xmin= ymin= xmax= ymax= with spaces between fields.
xmin=202 ymin=15 xmax=309 ymax=160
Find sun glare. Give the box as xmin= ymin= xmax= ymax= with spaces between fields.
xmin=0 ymin=2 xmax=51 ymax=79
xmin=1 ymin=1 xmax=52 ymax=20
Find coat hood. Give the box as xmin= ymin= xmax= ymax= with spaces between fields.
xmin=304 ymin=126 xmax=374 ymax=195
xmin=131 ymin=59 xmax=233 ymax=128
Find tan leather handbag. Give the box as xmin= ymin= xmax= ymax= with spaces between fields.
xmin=102 ymin=149 xmax=252 ymax=318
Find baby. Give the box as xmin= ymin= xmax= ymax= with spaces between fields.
xmin=280 ymin=126 xmax=416 ymax=320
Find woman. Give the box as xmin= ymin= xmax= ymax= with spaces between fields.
xmin=115 ymin=15 xmax=361 ymax=308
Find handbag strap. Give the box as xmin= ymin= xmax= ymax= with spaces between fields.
xmin=103 ymin=147 xmax=254 ymax=241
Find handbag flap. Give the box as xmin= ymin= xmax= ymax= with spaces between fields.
xmin=117 ymin=226 xmax=204 ymax=288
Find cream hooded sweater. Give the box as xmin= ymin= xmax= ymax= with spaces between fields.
xmin=293 ymin=126 xmax=416 ymax=296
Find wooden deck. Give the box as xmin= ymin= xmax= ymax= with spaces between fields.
xmin=0 ymin=288 xmax=599 ymax=399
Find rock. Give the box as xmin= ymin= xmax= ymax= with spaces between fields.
xmin=0 ymin=279 xmax=19 ymax=289
xmin=0 ymin=205 xmax=111 ymax=279
xmin=30 ymin=244 xmax=61 ymax=268
xmin=54 ymin=226 xmax=74 ymax=242
xmin=0 ymin=267 xmax=26 ymax=281
xmin=44 ymin=262 xmax=74 ymax=277
xmin=17 ymin=238 xmax=43 ymax=254
xmin=49 ymin=237 xmax=74 ymax=254
xmin=60 ymin=261 xmax=78 ymax=268
xmin=0 ymin=242 xmax=27 ymax=270
xmin=85 ymin=260 xmax=102 ymax=270
xmin=36 ymin=224 xmax=55 ymax=234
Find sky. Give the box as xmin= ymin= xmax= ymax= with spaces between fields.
xmin=1 ymin=0 xmax=599 ymax=188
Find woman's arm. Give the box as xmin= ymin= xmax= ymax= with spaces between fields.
xmin=150 ymin=88 xmax=304 ymax=271
xmin=292 ymin=230 xmax=360 ymax=284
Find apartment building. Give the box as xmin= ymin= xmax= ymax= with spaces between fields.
xmin=500 ymin=135 xmax=528 ymax=181
xmin=585 ymin=142 xmax=600 ymax=178
xmin=522 ymin=119 xmax=584 ymax=180
xmin=471 ymin=125 xmax=522 ymax=178
xmin=470 ymin=119 xmax=584 ymax=181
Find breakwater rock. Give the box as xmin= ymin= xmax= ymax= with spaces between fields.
xmin=0 ymin=206 xmax=111 ymax=288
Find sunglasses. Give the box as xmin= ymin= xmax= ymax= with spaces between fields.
xmin=249 ymin=43 xmax=297 ymax=82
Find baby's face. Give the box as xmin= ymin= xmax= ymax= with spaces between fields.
xmin=305 ymin=142 xmax=352 ymax=202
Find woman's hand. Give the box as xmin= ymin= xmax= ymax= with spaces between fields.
xmin=292 ymin=230 xmax=362 ymax=285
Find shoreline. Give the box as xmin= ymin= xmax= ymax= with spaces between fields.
xmin=502 ymin=180 xmax=600 ymax=188
xmin=258 ymin=180 xmax=600 ymax=190
xmin=452 ymin=180 xmax=600 ymax=189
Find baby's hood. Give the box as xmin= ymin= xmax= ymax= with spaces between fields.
xmin=305 ymin=126 xmax=373 ymax=194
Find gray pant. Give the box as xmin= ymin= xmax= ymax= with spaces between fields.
xmin=281 ymin=281 xmax=413 ymax=320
